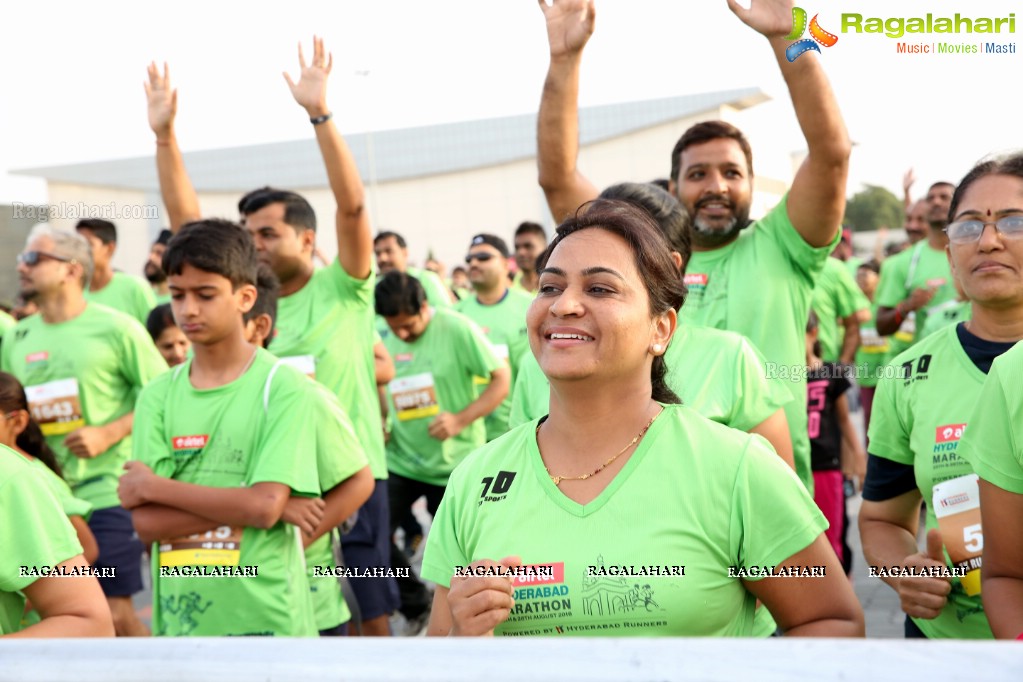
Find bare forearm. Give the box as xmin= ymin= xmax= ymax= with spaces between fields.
xmin=769 ymin=37 xmax=850 ymax=165
xmin=875 ymin=306 xmax=901 ymax=336
xmin=145 ymin=478 xmax=287 ymax=530
xmin=983 ymin=577 xmax=1023 ymax=638
xmin=537 ymin=54 xmax=598 ymax=222
xmin=456 ymin=371 xmax=510 ymax=426
xmin=859 ymin=518 xmax=919 ymax=592
xmin=131 ymin=503 xmax=221 ymax=545
xmin=307 ymin=467 xmax=373 ymax=543
xmin=155 ymin=132 xmax=201 ymax=232
xmin=783 ymin=618 xmax=863 ymax=637
xmin=102 ymin=412 xmax=134 ymax=446
xmin=839 ymin=320 xmax=860 ymax=365
xmin=308 ymin=111 xmax=373 ymax=280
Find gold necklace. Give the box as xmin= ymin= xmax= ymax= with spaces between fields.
xmin=538 ymin=408 xmax=662 ymax=486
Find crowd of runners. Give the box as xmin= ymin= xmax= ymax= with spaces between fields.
xmin=2 ymin=0 xmax=1021 ymax=641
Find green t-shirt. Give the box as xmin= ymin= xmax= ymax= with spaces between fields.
xmin=876 ymin=240 xmax=956 ymax=356
xmin=84 ymin=272 xmax=158 ymax=325
xmin=0 ymin=447 xmax=83 ymax=635
xmin=678 ymin=195 xmax=836 ymax=493
xmin=26 ymin=456 xmax=93 ymax=520
xmin=407 ymin=267 xmax=453 ymax=309
xmin=154 ymin=291 xmax=172 ymax=307
xmin=270 ymin=260 xmax=386 ymax=480
xmin=813 ymin=257 xmax=867 ymax=363
xmin=304 ymin=382 xmax=369 ymax=631
xmin=919 ymin=299 xmax=971 ymax=341
xmin=867 ymin=324 xmax=1004 ymax=639
xmin=509 ymin=325 xmax=789 ymax=435
xmin=0 ymin=310 xmax=16 ymax=343
xmin=844 ymin=256 xmax=864 ymax=280
xmin=422 ymin=405 xmax=827 ymax=636
xmin=1 ymin=303 xmax=167 ymax=509
xmin=132 ymin=350 xmax=321 ymax=636
xmin=381 ymin=307 xmax=504 ymax=486
xmin=958 ymin=342 xmax=1023 ymax=494
xmin=855 ymin=303 xmax=890 ymax=389
xmin=455 ymin=288 xmax=533 ymax=441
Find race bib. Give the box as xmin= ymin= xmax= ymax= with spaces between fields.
xmin=390 ymin=372 xmax=440 ymax=422
xmin=159 ymin=525 xmax=243 ymax=567
xmin=25 ymin=378 xmax=85 ymax=437
xmin=933 ymin=474 xmax=983 ymax=596
xmin=280 ymin=354 xmax=316 ymax=379
xmin=894 ymin=312 xmax=916 ymax=344
xmin=859 ymin=326 xmax=889 ymax=353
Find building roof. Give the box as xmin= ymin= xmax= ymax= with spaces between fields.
xmin=15 ymin=88 xmax=767 ymax=193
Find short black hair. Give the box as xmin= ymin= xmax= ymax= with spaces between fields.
xmin=243 ymin=264 xmax=281 ymax=348
xmin=163 ymin=219 xmax=258 ymax=289
xmin=145 ymin=303 xmax=177 ymax=341
xmin=375 ymin=271 xmax=426 ymax=317
xmin=374 ymin=231 xmax=407 ymax=248
xmin=238 ymin=186 xmax=317 ymax=233
xmin=76 ymin=218 xmax=117 ymax=244
xmin=514 ymin=221 xmax=547 ymax=241
xmin=858 ymin=259 xmax=881 ymax=275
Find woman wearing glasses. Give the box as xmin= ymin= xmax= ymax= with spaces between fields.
xmin=860 ymin=152 xmax=1023 ymax=639
xmin=422 ymin=199 xmax=862 ymax=637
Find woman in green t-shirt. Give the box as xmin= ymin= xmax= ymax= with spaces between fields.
xmin=423 ymin=199 xmax=862 ymax=637
xmin=860 ymin=153 xmax=1023 ymax=639
xmin=0 ymin=372 xmax=98 ymax=562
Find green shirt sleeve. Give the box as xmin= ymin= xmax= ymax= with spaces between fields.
xmin=313 ymin=385 xmax=369 ymax=491
xmin=834 ymin=263 xmax=866 ymax=318
xmin=876 ymin=254 xmax=910 ymax=309
xmin=725 ymin=338 xmax=791 ymax=433
xmin=458 ymin=317 xmax=505 ymax=381
xmin=958 ymin=356 xmax=1023 ymax=493
xmin=756 ymin=194 xmax=839 ymax=282
xmin=866 ymin=368 xmax=915 ymax=465
xmin=247 ymin=365 xmax=321 ymax=496
xmin=0 ymin=456 xmax=83 ymax=595
xmin=326 ymin=258 xmax=374 ymax=308
xmin=131 ymin=374 xmax=176 ymax=478
xmin=731 ymin=435 xmax=829 ymax=574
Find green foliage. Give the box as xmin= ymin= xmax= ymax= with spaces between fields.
xmin=844 ymin=185 xmax=903 ymax=232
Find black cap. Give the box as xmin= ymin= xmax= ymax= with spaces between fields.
xmin=469 ymin=233 xmax=509 ymax=258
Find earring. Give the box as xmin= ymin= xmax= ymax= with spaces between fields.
xmin=651 ymin=344 xmax=663 ymax=354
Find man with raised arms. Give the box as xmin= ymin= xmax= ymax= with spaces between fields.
xmin=536 ymin=0 xmax=851 ymax=494
xmin=145 ymin=38 xmax=396 ymax=635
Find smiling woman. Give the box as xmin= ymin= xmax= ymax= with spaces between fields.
xmin=420 ymin=199 xmax=863 ymax=638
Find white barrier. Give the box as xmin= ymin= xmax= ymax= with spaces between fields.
xmin=0 ymin=638 xmax=1019 ymax=682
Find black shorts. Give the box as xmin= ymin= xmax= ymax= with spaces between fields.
xmin=88 ymin=505 xmax=145 ymax=597
xmin=339 ymin=479 xmax=400 ymax=621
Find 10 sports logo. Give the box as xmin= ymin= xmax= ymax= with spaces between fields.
xmin=786 ymin=7 xmax=838 ymax=61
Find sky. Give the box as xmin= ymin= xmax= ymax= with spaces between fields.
xmin=1 ymin=0 xmax=1020 ymax=206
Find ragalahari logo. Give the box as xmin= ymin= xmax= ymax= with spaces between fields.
xmin=786 ymin=7 xmax=838 ymax=61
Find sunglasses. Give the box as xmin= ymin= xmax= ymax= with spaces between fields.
xmin=16 ymin=251 xmax=77 ymax=267
xmin=465 ymin=252 xmax=496 ymax=264
xmin=945 ymin=215 xmax=1023 ymax=245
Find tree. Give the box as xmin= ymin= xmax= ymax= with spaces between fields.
xmin=844 ymin=185 xmax=903 ymax=232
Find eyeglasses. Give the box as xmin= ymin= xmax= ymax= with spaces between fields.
xmin=465 ymin=253 xmax=496 ymax=264
xmin=16 ymin=251 xmax=77 ymax=267
xmin=945 ymin=216 xmax=1023 ymax=244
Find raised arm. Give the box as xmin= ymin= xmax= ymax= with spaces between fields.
xmin=285 ymin=37 xmax=373 ymax=280
xmin=536 ymin=0 xmax=600 ymax=223
xmin=727 ymin=0 xmax=851 ymax=247
xmin=146 ymin=62 xmax=201 ymax=232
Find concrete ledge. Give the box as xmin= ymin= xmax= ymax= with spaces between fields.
xmin=1 ymin=638 xmax=1020 ymax=682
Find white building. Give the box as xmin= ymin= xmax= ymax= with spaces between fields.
xmin=13 ymin=87 xmax=794 ymax=279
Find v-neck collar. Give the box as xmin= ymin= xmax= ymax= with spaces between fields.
xmin=527 ymin=405 xmax=670 ymax=517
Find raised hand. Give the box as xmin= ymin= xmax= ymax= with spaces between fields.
xmin=144 ymin=62 xmax=177 ymax=138
xmin=283 ymin=36 xmax=332 ymax=117
xmin=538 ymin=0 xmax=595 ymax=58
xmin=726 ymin=0 xmax=797 ymax=38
